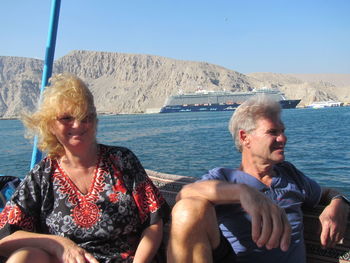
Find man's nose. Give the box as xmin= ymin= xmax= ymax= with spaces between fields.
xmin=277 ymin=133 xmax=287 ymax=143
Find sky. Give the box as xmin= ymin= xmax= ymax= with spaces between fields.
xmin=0 ymin=0 xmax=349 ymax=74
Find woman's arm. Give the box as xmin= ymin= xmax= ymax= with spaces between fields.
xmin=0 ymin=230 xmax=98 ymax=263
xmin=133 ymin=220 xmax=163 ymax=263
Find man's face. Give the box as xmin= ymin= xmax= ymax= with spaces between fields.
xmin=245 ymin=117 xmax=287 ymax=165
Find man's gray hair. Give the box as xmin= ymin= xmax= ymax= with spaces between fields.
xmin=228 ymin=95 xmax=282 ymax=152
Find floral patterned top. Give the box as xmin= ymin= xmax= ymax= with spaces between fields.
xmin=0 ymin=145 xmax=169 ymax=263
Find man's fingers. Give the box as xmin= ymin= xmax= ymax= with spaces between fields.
xmin=265 ymin=207 xmax=283 ymax=250
xmin=249 ymin=202 xmax=292 ymax=251
xmin=327 ymin=224 xmax=345 ymax=247
xmin=328 ymin=224 xmax=338 ymax=247
xmin=251 ymin=212 xmax=262 ymax=244
xmin=321 ymin=223 xmax=343 ymax=248
xmin=242 ymin=187 xmax=292 ymax=251
xmin=280 ymin=214 xmax=291 ymax=251
xmin=331 ymin=232 xmax=341 ymax=247
xmin=256 ymin=211 xmax=272 ymax=247
xmin=318 ymin=199 xmax=349 ymax=248
xmin=320 ymin=224 xmax=330 ymax=248
xmin=265 ymin=206 xmax=291 ymax=251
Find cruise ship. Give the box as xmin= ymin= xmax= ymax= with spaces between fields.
xmin=160 ymin=88 xmax=301 ymax=113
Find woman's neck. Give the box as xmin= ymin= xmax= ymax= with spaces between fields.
xmin=60 ymin=143 xmax=99 ymax=169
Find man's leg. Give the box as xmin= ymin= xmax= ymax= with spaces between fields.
xmin=167 ymin=197 xmax=221 ymax=263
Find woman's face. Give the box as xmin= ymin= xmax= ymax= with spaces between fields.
xmin=50 ymin=111 xmax=97 ymax=153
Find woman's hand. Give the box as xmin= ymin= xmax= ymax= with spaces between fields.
xmin=50 ymin=236 xmax=99 ymax=263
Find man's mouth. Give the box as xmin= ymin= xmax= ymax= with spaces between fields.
xmin=273 ymin=146 xmax=284 ymax=152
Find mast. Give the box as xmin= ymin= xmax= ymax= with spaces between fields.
xmin=30 ymin=0 xmax=61 ymax=169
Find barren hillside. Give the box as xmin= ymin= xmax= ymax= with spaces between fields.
xmin=0 ymin=51 xmax=348 ymax=118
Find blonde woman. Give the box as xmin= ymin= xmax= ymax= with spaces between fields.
xmin=0 ymin=73 xmax=169 ymax=263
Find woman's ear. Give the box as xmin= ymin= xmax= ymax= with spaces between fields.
xmin=49 ymin=122 xmax=56 ymax=136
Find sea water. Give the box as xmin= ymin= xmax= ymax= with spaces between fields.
xmin=0 ymin=107 xmax=349 ymax=198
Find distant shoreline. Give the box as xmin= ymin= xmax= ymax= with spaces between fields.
xmin=2 ymin=105 xmax=350 ymax=120
xmin=0 ymin=112 xmax=138 ymax=120
xmin=0 ymin=117 xmax=19 ymax=120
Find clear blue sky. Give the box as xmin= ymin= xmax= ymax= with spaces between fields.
xmin=1 ymin=0 xmax=349 ymax=74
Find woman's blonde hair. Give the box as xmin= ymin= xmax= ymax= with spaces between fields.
xmin=22 ymin=73 xmax=96 ymax=158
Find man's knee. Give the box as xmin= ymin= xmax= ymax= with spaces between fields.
xmin=171 ymin=197 xmax=215 ymax=226
xmin=171 ymin=197 xmax=221 ymax=247
xmin=168 ymin=198 xmax=224 ymax=262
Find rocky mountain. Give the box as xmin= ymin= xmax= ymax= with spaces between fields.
xmin=0 ymin=56 xmax=43 ymax=118
xmin=0 ymin=50 xmax=349 ymax=118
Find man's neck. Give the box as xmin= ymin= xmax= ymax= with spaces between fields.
xmin=240 ymin=158 xmax=276 ymax=186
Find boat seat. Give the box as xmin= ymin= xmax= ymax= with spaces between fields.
xmin=0 ymin=175 xmax=22 ymax=211
xmin=147 ymin=169 xmax=350 ymax=263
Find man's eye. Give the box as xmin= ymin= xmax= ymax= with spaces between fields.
xmin=268 ymin=129 xmax=285 ymax=136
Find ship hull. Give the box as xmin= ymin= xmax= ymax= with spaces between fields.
xmin=160 ymin=99 xmax=301 ymax=113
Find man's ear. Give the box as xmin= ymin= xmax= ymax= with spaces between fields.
xmin=239 ymin=130 xmax=249 ymax=147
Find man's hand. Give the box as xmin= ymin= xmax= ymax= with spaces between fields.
xmin=239 ymin=184 xmax=292 ymax=252
xmin=176 ymin=180 xmax=292 ymax=251
xmin=319 ymin=198 xmax=349 ymax=248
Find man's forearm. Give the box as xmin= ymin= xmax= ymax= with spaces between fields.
xmin=176 ymin=180 xmax=245 ymax=205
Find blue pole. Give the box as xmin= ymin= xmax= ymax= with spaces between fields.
xmin=30 ymin=0 xmax=61 ymax=169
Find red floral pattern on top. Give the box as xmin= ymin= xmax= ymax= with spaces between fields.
xmin=0 ymin=204 xmax=34 ymax=231
xmin=71 ymin=201 xmax=100 ymax=228
xmin=133 ymin=177 xmax=165 ymax=223
xmin=109 ymin=164 xmax=127 ymax=204
xmin=52 ymin=158 xmax=106 ymax=229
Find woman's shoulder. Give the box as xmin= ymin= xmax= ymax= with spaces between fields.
xmin=32 ymin=156 xmax=54 ymax=171
xmin=25 ymin=157 xmax=55 ymax=181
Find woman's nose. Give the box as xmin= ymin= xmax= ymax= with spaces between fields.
xmin=71 ymin=119 xmax=82 ymax=127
